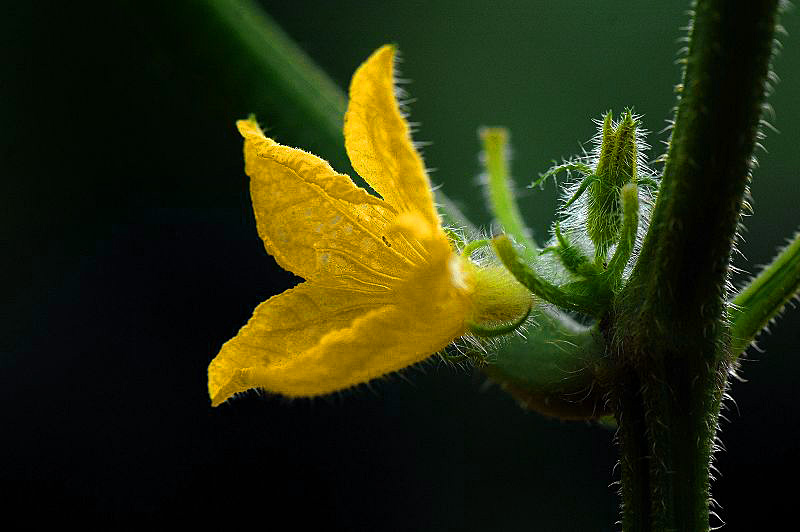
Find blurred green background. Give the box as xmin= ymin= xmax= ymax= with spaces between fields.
xmin=4 ymin=1 xmax=799 ymax=529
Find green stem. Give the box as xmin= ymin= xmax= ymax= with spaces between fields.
xmin=613 ymin=1 xmax=781 ymax=530
xmin=493 ymin=235 xmax=607 ymax=317
xmin=203 ymin=0 xmax=347 ymax=147
xmin=134 ymin=0 xmax=349 ymax=169
xmin=729 ymin=230 xmax=800 ymax=357
xmin=626 ymin=0 xmax=780 ymax=341
xmin=615 ymin=369 xmax=651 ymax=532
xmin=480 ymin=127 xmax=539 ymax=257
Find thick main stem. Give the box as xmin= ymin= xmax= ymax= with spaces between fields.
xmin=614 ymin=354 xmax=723 ymax=531
xmin=613 ymin=1 xmax=780 ymax=530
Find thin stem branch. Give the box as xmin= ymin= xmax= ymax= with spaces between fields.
xmin=730 ymin=230 xmax=800 ymax=357
xmin=135 ymin=0 xmax=350 ymax=169
xmin=493 ymin=235 xmax=608 ymax=317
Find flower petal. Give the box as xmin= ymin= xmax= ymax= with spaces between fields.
xmin=344 ymin=45 xmax=439 ymax=227
xmin=239 ymin=119 xmax=419 ymax=284
xmin=210 ymin=288 xmax=468 ymax=403
xmin=272 ymin=302 xmax=464 ymax=396
xmin=208 ymin=281 xmax=392 ymax=406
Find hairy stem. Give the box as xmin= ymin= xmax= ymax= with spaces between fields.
xmin=730 ymin=230 xmax=800 ymax=357
xmin=627 ymin=0 xmax=779 ymax=341
xmin=493 ymin=235 xmax=609 ymax=317
xmin=613 ymin=1 xmax=781 ymax=530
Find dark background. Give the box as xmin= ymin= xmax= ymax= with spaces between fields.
xmin=4 ymin=1 xmax=799 ymax=530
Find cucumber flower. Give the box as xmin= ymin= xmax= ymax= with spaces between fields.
xmin=208 ymin=45 xmax=532 ymax=406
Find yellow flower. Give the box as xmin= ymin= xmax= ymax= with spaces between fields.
xmin=208 ymin=45 xmax=531 ymax=406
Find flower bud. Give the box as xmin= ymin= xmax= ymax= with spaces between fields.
xmin=587 ymin=110 xmax=640 ymax=261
